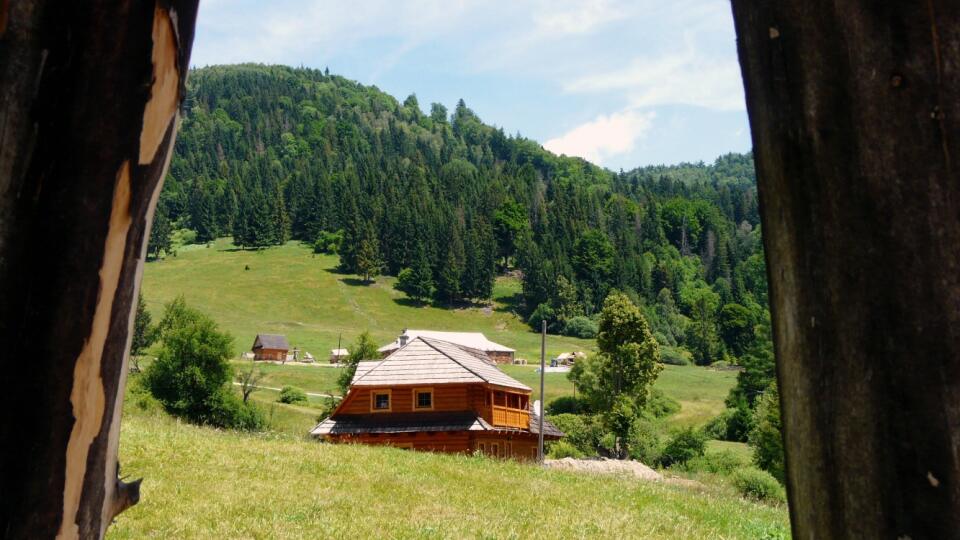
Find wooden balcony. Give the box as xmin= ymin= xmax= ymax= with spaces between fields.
xmin=491 ymin=405 xmax=530 ymax=429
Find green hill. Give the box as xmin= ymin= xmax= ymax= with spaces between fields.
xmin=109 ymin=404 xmax=788 ymax=539
xmin=142 ymin=238 xmax=593 ymax=362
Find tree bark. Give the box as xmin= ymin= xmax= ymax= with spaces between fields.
xmin=0 ymin=2 xmax=197 ymax=538
xmin=731 ymin=1 xmax=960 ymax=538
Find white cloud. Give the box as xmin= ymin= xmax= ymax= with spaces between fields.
xmin=563 ymin=37 xmax=745 ymax=111
xmin=531 ymin=0 xmax=632 ymax=36
xmin=544 ymin=110 xmax=656 ymax=164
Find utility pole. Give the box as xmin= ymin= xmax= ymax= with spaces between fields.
xmin=537 ymin=320 xmax=546 ymax=463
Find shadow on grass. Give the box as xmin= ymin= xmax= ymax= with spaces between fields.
xmin=493 ymin=292 xmax=524 ymax=315
xmin=324 ymin=266 xmax=351 ymax=275
xmin=392 ymin=297 xmax=433 ymax=309
xmin=340 ymin=277 xmax=374 ymax=287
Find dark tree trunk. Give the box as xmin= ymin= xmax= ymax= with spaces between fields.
xmin=0 ymin=2 xmax=197 ymax=538
xmin=731 ymin=1 xmax=960 ymax=538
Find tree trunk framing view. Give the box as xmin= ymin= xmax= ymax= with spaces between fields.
xmin=0 ymin=2 xmax=198 ymax=539
xmin=731 ymin=1 xmax=959 ymax=538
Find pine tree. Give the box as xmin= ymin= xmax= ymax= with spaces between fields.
xmin=435 ymin=230 xmax=464 ymax=304
xmin=148 ymin=206 xmax=172 ymax=259
xmin=270 ymin=187 xmax=290 ymax=245
xmin=355 ymin=224 xmax=383 ymax=283
xmin=395 ymin=244 xmax=433 ymax=302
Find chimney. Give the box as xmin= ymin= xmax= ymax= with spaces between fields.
xmin=399 ymin=329 xmax=409 ymax=347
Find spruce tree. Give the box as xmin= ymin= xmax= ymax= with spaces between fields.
xmin=355 ymin=224 xmax=383 ymax=283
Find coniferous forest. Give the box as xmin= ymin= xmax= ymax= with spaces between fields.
xmin=152 ymin=64 xmax=774 ymax=438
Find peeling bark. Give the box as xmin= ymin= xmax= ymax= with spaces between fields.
xmin=731 ymin=1 xmax=960 ymax=538
xmin=0 ymin=2 xmax=198 ymax=539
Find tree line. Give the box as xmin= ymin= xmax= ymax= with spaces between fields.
xmin=150 ymin=64 xmax=770 ymax=370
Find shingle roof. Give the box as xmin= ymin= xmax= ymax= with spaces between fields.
xmin=310 ymin=412 xmax=488 ymax=436
xmin=309 ymin=411 xmax=563 ymax=438
xmin=352 ymin=337 xmax=530 ymax=391
xmin=253 ymin=334 xmax=289 ymax=350
xmin=378 ymin=330 xmax=515 ymax=353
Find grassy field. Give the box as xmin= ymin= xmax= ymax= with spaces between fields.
xmin=142 ymin=239 xmax=595 ymax=361
xmin=110 ymin=407 xmax=788 ymax=539
xmin=144 ymin=239 xmax=740 ymax=435
xmin=232 ymin=360 xmax=735 ymax=438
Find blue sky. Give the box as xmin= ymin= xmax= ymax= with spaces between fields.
xmin=191 ymin=0 xmax=751 ymax=170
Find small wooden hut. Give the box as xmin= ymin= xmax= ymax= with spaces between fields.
xmin=252 ymin=334 xmax=290 ymax=361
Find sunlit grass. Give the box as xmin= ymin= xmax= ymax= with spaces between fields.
xmin=110 ymin=409 xmax=788 ymax=539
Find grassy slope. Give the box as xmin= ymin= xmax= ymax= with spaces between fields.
xmin=142 ymin=239 xmax=595 ymax=361
xmin=143 ymin=239 xmax=740 ymax=433
xmin=110 ymin=408 xmax=787 ymax=539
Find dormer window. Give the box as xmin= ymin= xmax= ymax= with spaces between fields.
xmin=371 ymin=390 xmax=392 ymax=412
xmin=413 ymin=388 xmax=434 ymax=410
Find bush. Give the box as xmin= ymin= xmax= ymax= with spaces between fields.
xmin=659 ymin=427 xmax=707 ymax=468
xmin=278 ymin=386 xmax=308 ymax=404
xmin=546 ymin=395 xmax=589 ymax=415
xmin=549 ymin=413 xmax=610 ymax=456
xmin=143 ymin=298 xmax=263 ymax=430
xmin=680 ymin=450 xmax=747 ymax=475
xmin=547 ymin=440 xmax=585 ymax=459
xmin=732 ymin=468 xmax=786 ymax=503
xmin=644 ymin=389 xmax=681 ymax=418
xmin=711 ymin=360 xmax=731 ymax=369
xmin=563 ymin=316 xmax=598 ymax=339
xmin=527 ymin=303 xmax=556 ymax=332
xmin=704 ymin=406 xmax=753 ymax=442
xmin=749 ymin=383 xmax=785 ymax=483
xmin=660 ymin=346 xmax=691 ymax=366
xmin=312 ymin=230 xmax=343 ymax=254
xmin=171 ymin=227 xmax=197 ymax=247
xmin=627 ymin=416 xmax=662 ymax=465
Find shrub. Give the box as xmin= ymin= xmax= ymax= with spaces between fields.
xmin=171 ymin=227 xmax=197 ymax=247
xmin=547 ymin=440 xmax=585 ymax=459
xmin=278 ymin=386 xmax=308 ymax=404
xmin=732 ymin=467 xmax=786 ymax=503
xmin=312 ymin=230 xmax=343 ymax=254
xmin=644 ymin=388 xmax=681 ymax=418
xmin=749 ymin=383 xmax=785 ymax=483
xmin=660 ymin=346 xmax=691 ymax=366
xmin=563 ymin=316 xmax=598 ymax=339
xmin=659 ymin=427 xmax=707 ymax=468
xmin=546 ymin=395 xmax=589 ymax=415
xmin=711 ymin=360 xmax=731 ymax=369
xmin=680 ymin=450 xmax=747 ymax=475
xmin=527 ymin=303 xmax=556 ymax=332
xmin=627 ymin=416 xmax=662 ymax=465
xmin=144 ymin=298 xmax=263 ymax=430
xmin=549 ymin=413 xmax=610 ymax=456
xmin=705 ymin=406 xmax=753 ymax=442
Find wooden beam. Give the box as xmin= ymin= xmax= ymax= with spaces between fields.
xmin=730 ymin=1 xmax=960 ymax=537
xmin=0 ymin=1 xmax=198 ymax=538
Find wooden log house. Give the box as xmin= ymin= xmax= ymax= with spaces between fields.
xmin=312 ymin=337 xmax=562 ymax=458
xmin=251 ymin=333 xmax=290 ymax=361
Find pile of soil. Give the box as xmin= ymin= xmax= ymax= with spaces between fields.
xmin=544 ymin=457 xmax=663 ymax=481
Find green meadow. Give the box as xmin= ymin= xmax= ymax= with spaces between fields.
xmin=115 ymin=238 xmax=790 ymax=538
xmin=110 ymin=403 xmax=788 ymax=539
xmin=143 ymin=239 xmax=740 ymax=433
xmin=141 ymin=238 xmax=595 ymax=362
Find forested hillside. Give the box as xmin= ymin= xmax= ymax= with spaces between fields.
xmin=152 ymin=64 xmax=769 ymax=373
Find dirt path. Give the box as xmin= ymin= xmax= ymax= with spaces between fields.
xmin=231 ymin=382 xmax=341 ymax=400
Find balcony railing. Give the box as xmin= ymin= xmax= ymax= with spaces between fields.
xmin=491 ymin=405 xmax=530 ymax=429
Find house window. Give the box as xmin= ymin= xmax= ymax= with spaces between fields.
xmin=371 ymin=390 xmax=391 ymax=412
xmin=491 ymin=443 xmax=499 ymax=457
xmin=413 ymin=388 xmax=433 ymax=410
xmin=479 ymin=443 xmax=486 ymax=453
